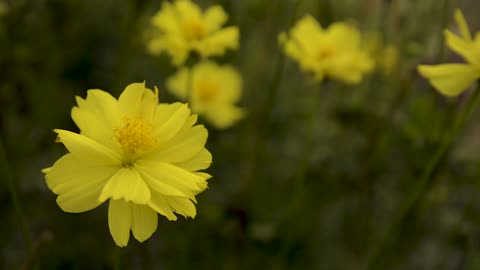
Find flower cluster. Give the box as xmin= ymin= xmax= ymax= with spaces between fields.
xmin=147 ymin=0 xmax=244 ymax=129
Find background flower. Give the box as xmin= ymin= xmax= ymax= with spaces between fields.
xmin=166 ymin=61 xmax=244 ymax=129
xmin=418 ymin=9 xmax=480 ymax=97
xmin=280 ymin=14 xmax=374 ymax=84
xmin=147 ymin=0 xmax=239 ymax=66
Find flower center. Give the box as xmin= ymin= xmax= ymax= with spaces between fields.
xmin=195 ymin=80 xmax=218 ymax=103
xmin=114 ymin=118 xmax=155 ymax=157
xmin=185 ymin=18 xmax=206 ymax=40
xmin=317 ymin=45 xmax=337 ymax=61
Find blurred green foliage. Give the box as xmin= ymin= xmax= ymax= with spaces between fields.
xmin=3 ymin=0 xmax=480 ymax=269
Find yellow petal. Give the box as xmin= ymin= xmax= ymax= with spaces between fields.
xmin=175 ymin=0 xmax=202 ymax=19
xmin=137 ymin=166 xmax=191 ymax=198
xmin=166 ymin=68 xmax=189 ymax=100
xmin=290 ymin=14 xmax=324 ymax=55
xmin=148 ymin=192 xmax=177 ymax=221
xmin=328 ymin=22 xmax=361 ymax=50
xmin=444 ymin=30 xmax=479 ymax=65
xmin=153 ymin=103 xmax=190 ymax=144
xmin=118 ymin=82 xmax=157 ymax=120
xmin=54 ymin=129 xmax=122 ymax=164
xmin=195 ymin=172 xmax=212 ymax=182
xmin=135 ymin=160 xmax=207 ymax=197
xmin=204 ymin=5 xmax=227 ymax=32
xmin=165 ymin=196 xmax=197 ymax=218
xmin=99 ymin=168 xmax=151 ymax=204
xmin=205 ymin=105 xmax=245 ymax=129
xmin=174 ymin=148 xmax=212 ymax=171
xmin=131 ymin=204 xmax=158 ymax=242
xmin=108 ymin=199 xmax=132 ymax=247
xmin=44 ymin=154 xmax=119 ymax=213
xmin=454 ymin=9 xmax=472 ymax=41
xmin=71 ymin=90 xmax=120 ymax=147
xmin=144 ymin=125 xmax=208 ymax=163
xmin=418 ymin=64 xmax=479 ymax=97
xmin=195 ymin=27 xmax=239 ymax=57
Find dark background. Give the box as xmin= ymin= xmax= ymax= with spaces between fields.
xmin=2 ymin=0 xmax=480 ymax=269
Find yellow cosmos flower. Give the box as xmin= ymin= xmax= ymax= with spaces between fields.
xmin=166 ymin=61 xmax=244 ymax=129
xmin=147 ymin=0 xmax=239 ymax=66
xmin=279 ymin=14 xmax=375 ymax=84
xmin=42 ymin=82 xmax=212 ymax=247
xmin=418 ymin=9 xmax=480 ymax=97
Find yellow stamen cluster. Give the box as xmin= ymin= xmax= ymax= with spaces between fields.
xmin=114 ymin=118 xmax=155 ymax=156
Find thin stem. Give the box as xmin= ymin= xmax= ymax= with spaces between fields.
xmin=114 ymin=246 xmax=122 ymax=270
xmin=260 ymin=0 xmax=304 ymax=128
xmin=366 ymin=86 xmax=480 ymax=270
xmin=244 ymin=0 xmax=304 ymax=197
xmin=0 ymin=137 xmax=33 ymax=255
xmin=277 ymin=81 xmax=323 ymax=263
xmin=21 ymin=231 xmax=53 ymax=270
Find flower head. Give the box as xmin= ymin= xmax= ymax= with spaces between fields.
xmin=147 ymin=0 xmax=239 ymax=66
xmin=43 ymin=82 xmax=212 ymax=247
xmin=166 ymin=61 xmax=244 ymax=129
xmin=279 ymin=14 xmax=374 ymax=84
xmin=418 ymin=9 xmax=480 ymax=97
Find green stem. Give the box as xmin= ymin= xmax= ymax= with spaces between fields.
xmin=277 ymin=81 xmax=323 ymax=263
xmin=244 ymin=0 xmax=304 ymax=197
xmin=260 ymin=0 xmax=304 ymax=127
xmin=114 ymin=246 xmax=122 ymax=270
xmin=0 ymin=137 xmax=33 ymax=255
xmin=366 ymin=86 xmax=480 ymax=270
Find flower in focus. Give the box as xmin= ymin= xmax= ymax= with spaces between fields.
xmin=418 ymin=9 xmax=480 ymax=97
xmin=43 ymin=82 xmax=212 ymax=247
xmin=279 ymin=14 xmax=375 ymax=84
xmin=147 ymin=0 xmax=239 ymax=66
xmin=166 ymin=61 xmax=244 ymax=129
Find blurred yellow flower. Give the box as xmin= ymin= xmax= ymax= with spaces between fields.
xmin=418 ymin=9 xmax=480 ymax=97
xmin=147 ymin=0 xmax=239 ymax=66
xmin=43 ymin=82 xmax=212 ymax=247
xmin=167 ymin=61 xmax=244 ymax=129
xmin=279 ymin=14 xmax=374 ymax=84
xmin=364 ymin=33 xmax=399 ymax=75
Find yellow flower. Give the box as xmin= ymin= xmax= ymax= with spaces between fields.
xmin=147 ymin=0 xmax=239 ymax=66
xmin=364 ymin=33 xmax=399 ymax=75
xmin=166 ymin=61 xmax=244 ymax=129
xmin=42 ymin=82 xmax=212 ymax=247
xmin=418 ymin=9 xmax=480 ymax=97
xmin=279 ymin=14 xmax=374 ymax=84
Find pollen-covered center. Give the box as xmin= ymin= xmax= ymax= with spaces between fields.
xmin=195 ymin=79 xmax=218 ymax=103
xmin=114 ymin=117 xmax=155 ymax=155
xmin=185 ymin=18 xmax=206 ymax=40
